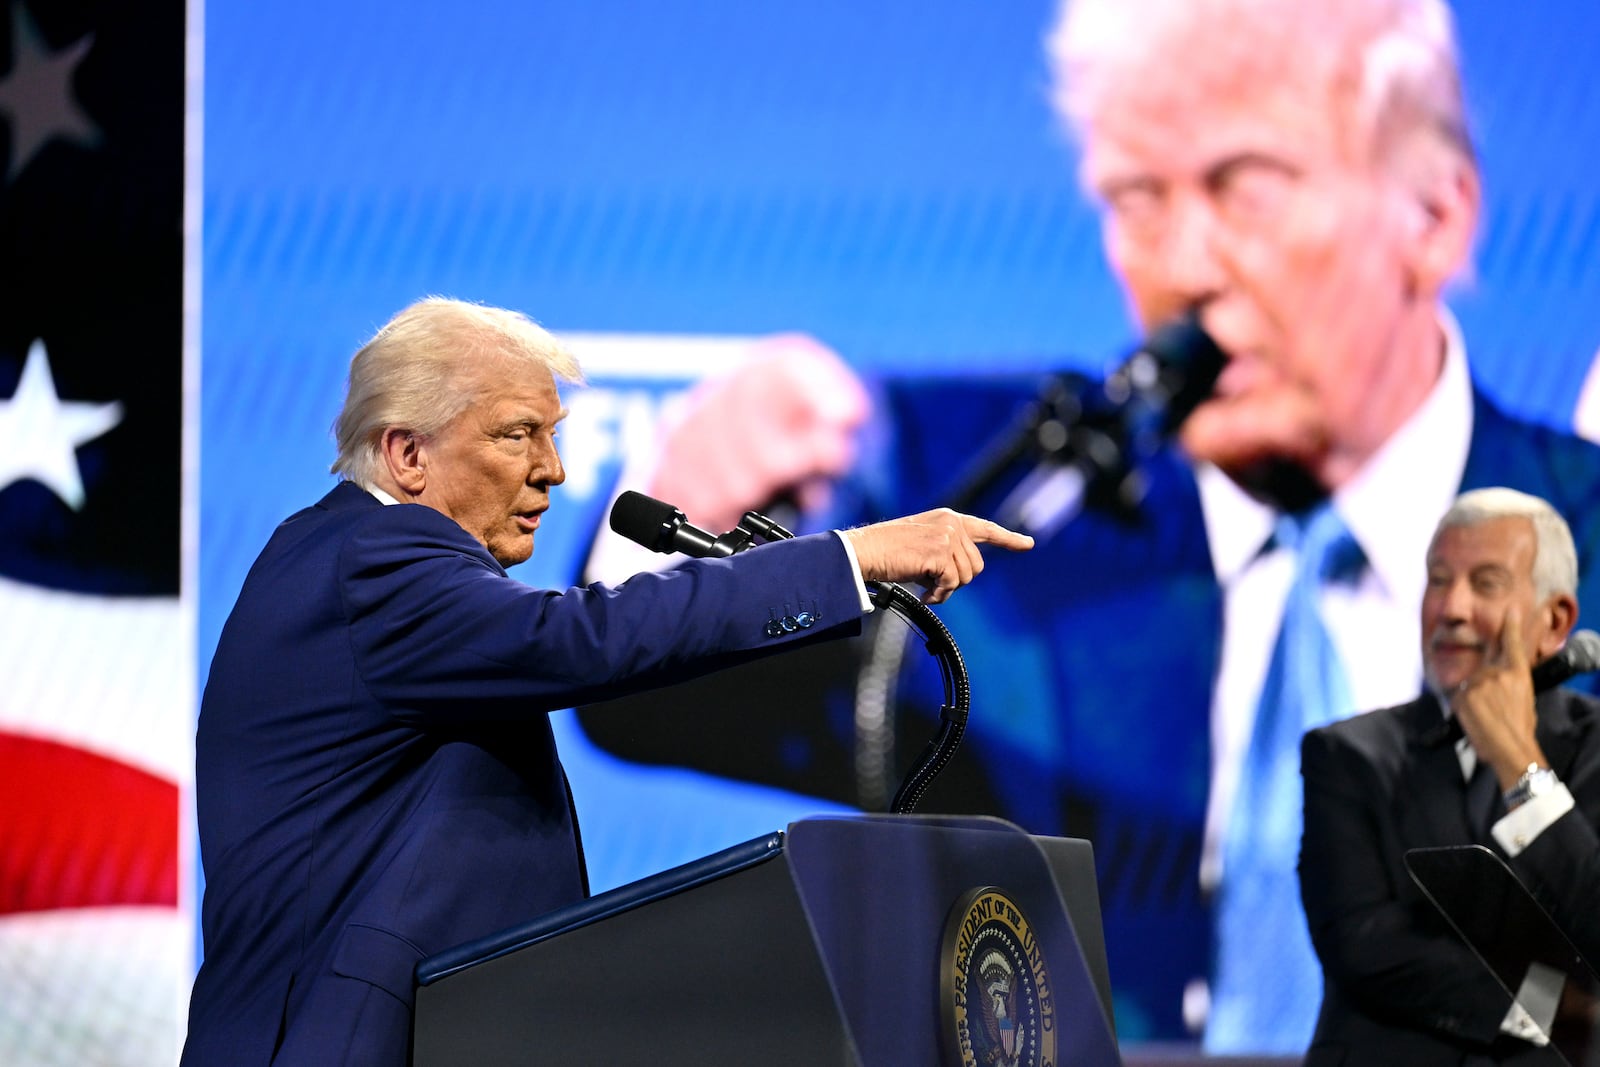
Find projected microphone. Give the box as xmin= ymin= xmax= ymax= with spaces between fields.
xmin=1533 ymin=629 xmax=1600 ymax=692
xmin=943 ymin=309 xmax=1226 ymax=520
xmin=608 ymin=491 xmax=754 ymax=558
xmin=1101 ymin=309 xmax=1229 ymax=440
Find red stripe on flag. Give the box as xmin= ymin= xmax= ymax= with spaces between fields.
xmin=0 ymin=731 xmax=178 ymax=914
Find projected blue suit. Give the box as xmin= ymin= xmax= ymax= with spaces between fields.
xmin=910 ymin=379 xmax=1600 ymax=1037
xmin=181 ymin=481 xmax=865 ymax=1066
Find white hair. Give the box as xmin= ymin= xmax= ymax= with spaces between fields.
xmin=330 ymin=297 xmax=583 ymax=486
xmin=1046 ymin=0 xmax=1475 ymax=170
xmin=1435 ymin=487 xmax=1578 ymax=601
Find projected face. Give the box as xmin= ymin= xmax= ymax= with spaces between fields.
xmin=1075 ymin=15 xmax=1468 ymax=495
xmin=413 ymin=360 xmax=568 ymax=567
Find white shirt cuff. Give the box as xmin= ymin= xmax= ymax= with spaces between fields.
xmin=1492 ymin=782 xmax=1576 ymax=857
xmin=1499 ymin=961 xmax=1564 ymax=1045
xmin=833 ymin=531 xmax=874 ymax=613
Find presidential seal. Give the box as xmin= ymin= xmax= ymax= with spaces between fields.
xmin=940 ymin=886 xmax=1056 ymax=1067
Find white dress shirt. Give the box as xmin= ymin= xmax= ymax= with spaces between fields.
xmin=1184 ymin=306 xmax=1569 ymax=1043
xmin=1197 ymin=311 xmax=1475 ymax=888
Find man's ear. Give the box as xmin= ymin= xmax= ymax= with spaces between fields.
xmin=379 ymin=428 xmax=427 ymax=495
xmin=1400 ymin=141 xmax=1480 ymax=298
xmin=1537 ymin=592 xmax=1579 ymax=662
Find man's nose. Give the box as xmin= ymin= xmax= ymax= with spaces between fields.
xmin=1437 ymin=579 xmax=1474 ymax=621
xmin=533 ymin=438 xmax=566 ymax=487
xmin=540 ymin=441 xmax=566 ymax=486
xmin=1164 ymin=195 xmax=1229 ymax=303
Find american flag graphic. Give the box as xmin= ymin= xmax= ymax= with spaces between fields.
xmin=1 ymin=0 xmax=190 ymax=1063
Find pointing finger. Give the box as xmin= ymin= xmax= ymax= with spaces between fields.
xmin=961 ymin=515 xmax=1034 ymax=552
xmin=1499 ymin=606 xmax=1528 ymax=671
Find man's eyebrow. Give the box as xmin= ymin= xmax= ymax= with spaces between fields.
xmin=1091 ymin=170 xmax=1162 ymax=197
xmin=491 ymin=407 xmax=569 ymax=433
xmin=1200 ymin=151 xmax=1301 ymax=189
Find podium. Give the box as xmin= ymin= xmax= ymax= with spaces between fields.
xmin=413 ymin=815 xmax=1122 ymax=1066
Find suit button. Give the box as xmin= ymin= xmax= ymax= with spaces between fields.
xmin=794 ymin=611 xmax=815 ymax=629
xmin=780 ymin=615 xmax=799 ymax=632
xmin=764 ymin=620 xmax=784 ymax=638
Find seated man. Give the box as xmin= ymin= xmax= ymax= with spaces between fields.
xmin=1301 ymin=487 xmax=1600 ymax=1063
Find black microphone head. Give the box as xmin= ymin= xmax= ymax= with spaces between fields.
xmin=1564 ymin=629 xmax=1600 ymax=673
xmin=1533 ymin=628 xmax=1600 ymax=692
xmin=1139 ymin=311 xmax=1228 ymax=431
xmin=609 ymin=490 xmax=683 ymax=554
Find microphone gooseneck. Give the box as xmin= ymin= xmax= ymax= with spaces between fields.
xmin=725 ymin=509 xmax=971 ymax=815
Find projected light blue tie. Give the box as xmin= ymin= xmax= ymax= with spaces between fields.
xmin=1207 ymin=503 xmax=1363 ymax=1054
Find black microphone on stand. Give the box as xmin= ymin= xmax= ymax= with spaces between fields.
xmin=605 ymin=490 xmax=973 ymax=814
xmin=608 ymin=491 xmax=756 ymax=558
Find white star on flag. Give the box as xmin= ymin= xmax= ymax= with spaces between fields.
xmin=0 ymin=339 xmax=123 ymax=510
xmin=0 ymin=0 xmax=100 ymax=181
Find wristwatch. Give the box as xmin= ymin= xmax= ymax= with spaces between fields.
xmin=1503 ymin=763 xmax=1559 ymax=810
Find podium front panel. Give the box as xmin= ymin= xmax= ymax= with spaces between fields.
xmin=787 ymin=814 xmax=1121 ymax=1067
xmin=413 ymin=815 xmax=1118 ymax=1067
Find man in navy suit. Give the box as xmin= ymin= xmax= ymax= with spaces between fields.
xmin=179 ymin=297 xmax=1031 ymax=1066
xmin=1301 ymin=488 xmax=1600 ymax=1062
xmin=572 ymin=0 xmax=1600 ymax=1044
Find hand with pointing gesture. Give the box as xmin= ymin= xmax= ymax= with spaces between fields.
xmin=843 ymin=508 xmax=1034 ymax=605
xmin=1450 ymin=607 xmax=1547 ymax=790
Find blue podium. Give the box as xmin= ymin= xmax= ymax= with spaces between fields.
xmin=413 ymin=814 xmax=1122 ymax=1067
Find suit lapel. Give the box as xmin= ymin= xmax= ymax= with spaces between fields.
xmin=1402 ymin=695 xmax=1477 ymax=846
xmin=1400 ymin=690 xmax=1589 ymax=851
xmin=1535 ymin=689 xmax=1584 ymax=782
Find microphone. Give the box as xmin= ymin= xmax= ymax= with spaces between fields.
xmin=1533 ymin=629 xmax=1600 ymax=692
xmin=608 ymin=491 xmax=754 ymax=558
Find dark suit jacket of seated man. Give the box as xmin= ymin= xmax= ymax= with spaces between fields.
xmin=179 ymin=297 xmax=1031 ymax=1067
xmin=1301 ymin=488 xmax=1600 ymax=1065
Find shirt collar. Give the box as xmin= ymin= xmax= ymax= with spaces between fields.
xmin=1199 ymin=307 xmax=1474 ymax=589
xmin=360 ymin=481 xmax=401 ymax=506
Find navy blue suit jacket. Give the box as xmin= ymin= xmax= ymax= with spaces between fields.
xmin=182 ymin=481 xmax=866 ymax=1066
xmin=576 ymin=382 xmax=1600 ymax=1039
